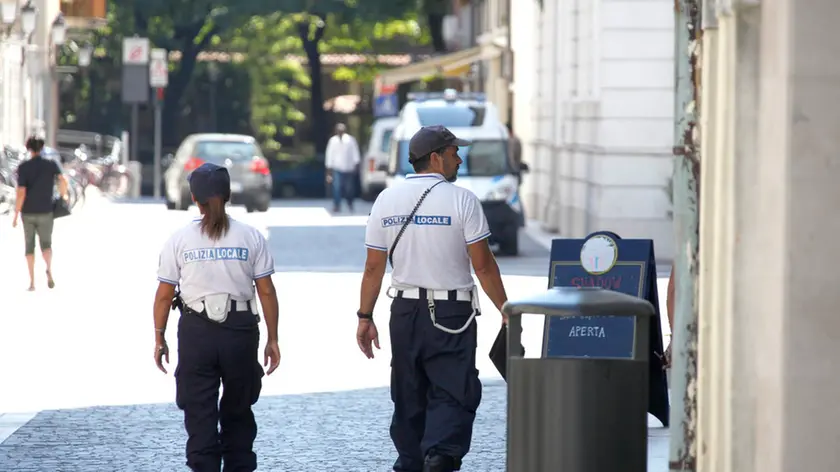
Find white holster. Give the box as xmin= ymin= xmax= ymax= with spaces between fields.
xmin=203 ymin=293 xmax=231 ymax=323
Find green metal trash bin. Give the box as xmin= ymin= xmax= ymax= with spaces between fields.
xmin=503 ymin=286 xmax=655 ymax=472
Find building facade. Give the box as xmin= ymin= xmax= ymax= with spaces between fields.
xmin=0 ymin=25 xmax=25 ymax=148
xmin=377 ymin=0 xmax=676 ymax=259
xmin=0 ymin=0 xmax=104 ymax=147
xmin=514 ymin=0 xmax=676 ymax=260
xmin=459 ymin=0 xmax=512 ymax=123
xmin=376 ymin=0 xmax=513 ymax=123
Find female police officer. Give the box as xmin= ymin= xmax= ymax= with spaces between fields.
xmin=152 ymin=162 xmax=281 ymax=472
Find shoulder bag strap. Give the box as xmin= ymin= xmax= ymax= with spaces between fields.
xmin=388 ymin=180 xmax=445 ymax=268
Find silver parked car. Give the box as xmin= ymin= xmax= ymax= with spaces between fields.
xmin=163 ymin=133 xmax=272 ymax=212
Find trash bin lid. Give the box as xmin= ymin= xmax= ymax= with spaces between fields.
xmin=502 ymin=287 xmax=655 ymax=318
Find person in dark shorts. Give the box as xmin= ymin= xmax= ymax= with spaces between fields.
xmin=12 ymin=136 xmax=68 ymax=291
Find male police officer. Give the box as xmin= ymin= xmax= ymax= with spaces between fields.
xmin=356 ymin=125 xmax=510 ymax=472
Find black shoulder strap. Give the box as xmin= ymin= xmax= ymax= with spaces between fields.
xmin=388 ymin=180 xmax=445 ymax=268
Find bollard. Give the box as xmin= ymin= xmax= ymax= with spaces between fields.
xmin=126 ymin=161 xmax=142 ymax=199
xmin=504 ymin=286 xmax=655 ymax=472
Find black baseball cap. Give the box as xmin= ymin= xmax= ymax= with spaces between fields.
xmin=408 ymin=125 xmax=471 ymax=163
xmin=188 ymin=163 xmax=231 ymax=203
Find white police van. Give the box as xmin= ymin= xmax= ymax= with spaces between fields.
xmin=385 ymin=89 xmax=526 ymax=255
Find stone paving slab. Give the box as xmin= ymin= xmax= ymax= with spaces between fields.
xmin=0 ymin=381 xmax=669 ymax=471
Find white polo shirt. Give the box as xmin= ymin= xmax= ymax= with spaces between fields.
xmin=365 ymin=173 xmax=491 ymax=290
xmin=325 ymin=134 xmax=361 ymax=173
xmin=157 ymin=217 xmax=275 ymax=305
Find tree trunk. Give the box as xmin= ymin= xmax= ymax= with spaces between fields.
xmin=427 ymin=13 xmax=446 ymax=52
xmin=299 ymin=16 xmax=328 ymax=156
xmin=426 ymin=13 xmax=447 ymax=90
xmin=87 ymin=72 xmax=97 ymax=132
xmin=162 ymin=45 xmax=200 ymax=146
xmin=159 ymin=21 xmax=218 ymax=146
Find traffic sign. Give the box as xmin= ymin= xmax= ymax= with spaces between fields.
xmin=122 ymin=37 xmax=150 ymax=65
xmin=374 ymin=75 xmax=397 ymax=95
xmin=149 ymin=48 xmax=168 ymax=88
xmin=374 ymin=94 xmax=398 ymax=117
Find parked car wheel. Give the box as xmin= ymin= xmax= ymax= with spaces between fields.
xmin=498 ymin=228 xmax=519 ymax=256
xmin=361 ymin=190 xmax=377 ymax=202
xmin=279 ymin=184 xmax=296 ymax=199
xmin=255 ymin=200 xmax=270 ymax=212
xmin=173 ymin=190 xmax=191 ymax=211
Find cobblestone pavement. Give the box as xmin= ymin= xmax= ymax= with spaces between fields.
xmin=0 ymin=196 xmax=672 ymax=470
xmin=0 ymin=380 xmax=669 ymax=471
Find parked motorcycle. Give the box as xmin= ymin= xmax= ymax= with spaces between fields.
xmin=0 ymin=145 xmax=24 ymax=215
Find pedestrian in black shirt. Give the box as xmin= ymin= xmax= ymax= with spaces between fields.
xmin=12 ymin=136 xmax=69 ymax=291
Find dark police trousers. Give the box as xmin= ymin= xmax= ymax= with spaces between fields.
xmin=389 ymin=291 xmax=482 ymax=472
xmin=175 ymin=303 xmax=264 ymax=472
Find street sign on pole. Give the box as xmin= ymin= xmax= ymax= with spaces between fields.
xmin=122 ymin=37 xmax=150 ymax=165
xmin=150 ymin=47 xmax=168 ymax=199
xmin=149 ymin=48 xmax=168 ymax=88
xmin=122 ymin=37 xmax=150 ymax=65
xmin=153 ymin=88 xmax=164 ymax=199
xmin=374 ymin=94 xmax=398 ymax=117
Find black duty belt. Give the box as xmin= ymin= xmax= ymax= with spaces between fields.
xmin=172 ymin=293 xmax=259 ymax=330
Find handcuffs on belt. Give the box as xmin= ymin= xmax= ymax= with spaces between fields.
xmin=386 ymin=285 xmax=481 ymax=335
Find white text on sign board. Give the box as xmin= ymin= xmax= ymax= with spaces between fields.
xmin=568 ymin=325 xmax=606 ymax=338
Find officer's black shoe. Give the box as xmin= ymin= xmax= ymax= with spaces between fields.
xmin=422 ymin=454 xmax=461 ymax=472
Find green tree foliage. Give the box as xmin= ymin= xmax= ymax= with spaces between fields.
xmin=305 ymin=0 xmax=446 ymax=152
xmin=280 ymin=2 xmax=436 ymax=154
xmin=324 ymin=13 xmax=429 ymax=84
xmin=59 ymin=0 xmax=443 ymax=151
xmin=57 ymin=4 xmax=150 ymax=135
xmin=228 ymin=14 xmax=311 ymax=154
xmin=221 ymin=3 xmax=428 ymax=155
xmin=109 ymin=0 xmax=294 ymax=144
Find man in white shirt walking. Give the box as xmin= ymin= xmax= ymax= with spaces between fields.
xmin=325 ymin=123 xmax=361 ymax=213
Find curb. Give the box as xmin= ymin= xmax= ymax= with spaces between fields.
xmin=523 ymin=220 xmax=558 ymax=251
xmin=0 ymin=412 xmax=38 ymax=444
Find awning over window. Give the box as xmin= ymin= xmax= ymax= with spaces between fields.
xmin=377 ymin=46 xmax=492 ymax=86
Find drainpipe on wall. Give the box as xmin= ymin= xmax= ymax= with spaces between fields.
xmin=543 ymin=0 xmax=560 ymax=233
xmin=668 ymin=0 xmax=702 ymax=470
xmin=505 ymin=0 xmax=513 ymax=127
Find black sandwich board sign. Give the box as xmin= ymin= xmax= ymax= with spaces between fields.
xmin=542 ymin=231 xmax=670 ymax=426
